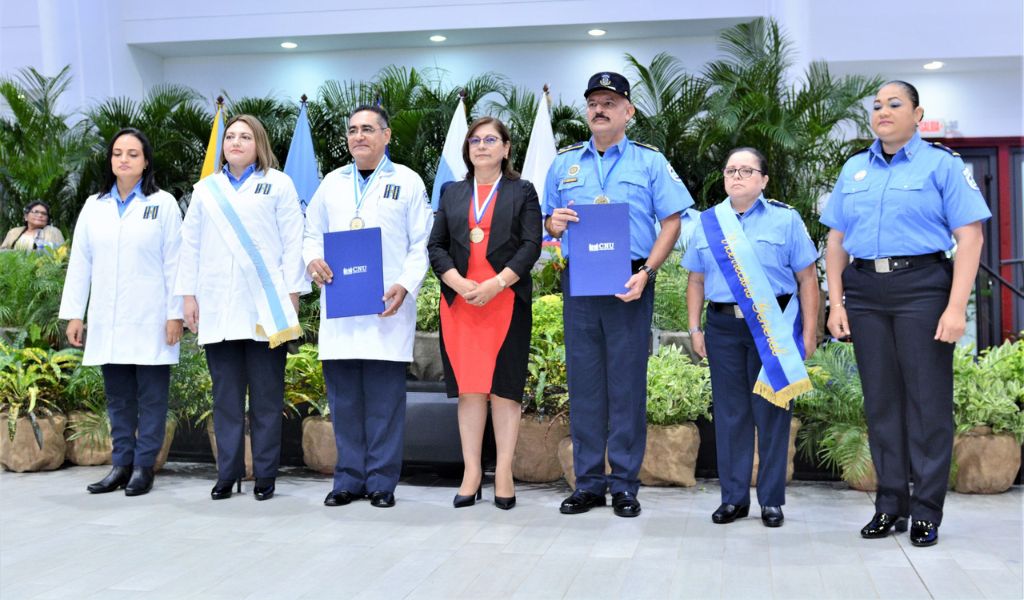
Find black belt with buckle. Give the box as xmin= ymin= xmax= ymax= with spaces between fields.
xmin=708 ymin=294 xmax=791 ymax=319
xmin=853 ymin=252 xmax=946 ymax=273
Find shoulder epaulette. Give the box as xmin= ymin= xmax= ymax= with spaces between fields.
xmin=557 ymin=142 xmax=585 ymax=154
xmin=631 ymin=140 xmax=660 ymax=152
xmin=766 ymin=198 xmax=794 ymax=210
xmin=929 ymin=141 xmax=961 ymax=157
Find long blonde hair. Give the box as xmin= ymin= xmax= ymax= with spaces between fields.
xmin=218 ymin=114 xmax=280 ymax=172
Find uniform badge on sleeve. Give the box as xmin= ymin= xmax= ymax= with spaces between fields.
xmin=853 ymin=170 xmax=867 ymax=181
xmin=422 ymin=189 xmax=430 ymax=206
xmin=962 ymin=166 xmax=980 ymax=191
xmin=667 ymin=163 xmax=682 ymax=183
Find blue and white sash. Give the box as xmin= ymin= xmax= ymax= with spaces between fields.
xmin=700 ymin=201 xmax=812 ymax=407
xmin=198 ymin=176 xmax=301 ymax=348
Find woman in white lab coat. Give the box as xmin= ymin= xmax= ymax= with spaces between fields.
xmin=175 ymin=114 xmax=306 ymax=502
xmin=60 ymin=127 xmax=183 ymax=497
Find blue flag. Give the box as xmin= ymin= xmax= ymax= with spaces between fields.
xmin=284 ymin=101 xmax=321 ymax=213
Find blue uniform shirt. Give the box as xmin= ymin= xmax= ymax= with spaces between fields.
xmin=820 ymin=132 xmax=991 ymax=259
xmin=543 ymin=136 xmax=694 ymax=259
xmin=108 ymin=181 xmax=144 ymax=217
xmin=682 ymin=196 xmax=818 ymax=302
xmin=223 ymin=163 xmax=258 ymax=190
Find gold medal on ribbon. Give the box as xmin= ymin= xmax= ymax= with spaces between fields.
xmin=469 ymin=227 xmax=485 ymax=243
xmin=350 ymin=217 xmax=364 ymax=230
xmin=594 ymin=195 xmax=610 ymax=204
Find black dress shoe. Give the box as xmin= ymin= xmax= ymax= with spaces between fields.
xmin=612 ymin=492 xmax=641 ymax=518
xmin=87 ymin=466 xmax=132 ymax=494
xmin=211 ymin=479 xmax=239 ymax=500
xmin=494 ymin=495 xmax=516 ymax=510
xmin=910 ymin=520 xmax=939 ymax=547
xmin=370 ymin=491 xmax=396 ymax=508
xmin=124 ymin=467 xmax=154 ymax=497
xmin=860 ymin=512 xmax=909 ymax=538
xmin=324 ymin=490 xmax=360 ymax=506
xmin=761 ymin=506 xmax=784 ymax=527
xmin=453 ymin=486 xmax=482 ymax=508
xmin=253 ymin=478 xmax=275 ymax=501
xmin=711 ymin=503 xmax=750 ymax=524
xmin=559 ymin=490 xmax=606 ymax=515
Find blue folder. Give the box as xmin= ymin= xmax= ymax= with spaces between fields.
xmin=567 ymin=203 xmax=632 ymax=297
xmin=323 ymin=228 xmax=385 ymax=318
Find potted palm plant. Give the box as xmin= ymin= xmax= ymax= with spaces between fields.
xmin=794 ymin=342 xmax=875 ymax=490
xmin=63 ymin=363 xmax=111 ymax=466
xmin=951 ymin=340 xmax=1024 ymax=494
xmin=285 ymin=344 xmax=334 ymax=475
xmin=410 ymin=270 xmax=444 ymax=382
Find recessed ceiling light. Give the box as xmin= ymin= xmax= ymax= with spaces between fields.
xmin=430 ymin=35 xmax=447 ymax=43
xmin=923 ymin=61 xmax=944 ymax=70
xmin=280 ymin=42 xmax=298 ymax=49
xmin=588 ymin=29 xmax=607 ymax=37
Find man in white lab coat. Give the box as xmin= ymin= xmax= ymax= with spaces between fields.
xmin=304 ymin=105 xmax=433 ymax=508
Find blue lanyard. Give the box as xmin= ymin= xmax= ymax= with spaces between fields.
xmin=595 ymin=149 xmax=623 ymax=194
xmin=351 ymin=156 xmax=389 ymax=216
xmin=472 ymin=177 xmax=502 ymax=226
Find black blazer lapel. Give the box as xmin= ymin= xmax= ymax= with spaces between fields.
xmin=447 ymin=181 xmax=472 ymax=252
xmin=485 ymin=181 xmax=515 ymax=257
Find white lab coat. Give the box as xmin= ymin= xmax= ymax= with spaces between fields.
xmin=174 ymin=169 xmax=308 ymax=346
xmin=59 ymin=189 xmax=183 ymax=366
xmin=303 ymin=161 xmax=434 ymax=362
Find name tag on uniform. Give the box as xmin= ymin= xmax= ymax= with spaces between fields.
xmin=562 ymin=177 xmax=578 ymax=184
xmin=142 ymin=206 xmax=159 ymax=220
xmin=383 ymin=184 xmax=401 ymax=200
xmin=254 ymin=183 xmax=273 ymax=195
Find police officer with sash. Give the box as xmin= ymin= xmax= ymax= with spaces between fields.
xmin=543 ymin=72 xmax=693 ymax=517
xmin=683 ymin=147 xmax=819 ymax=528
xmin=304 ymin=105 xmax=433 ymax=509
xmin=822 ymin=81 xmax=989 ymax=546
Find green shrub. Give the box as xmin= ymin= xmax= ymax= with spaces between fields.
xmin=416 ymin=270 xmax=441 ymax=332
xmin=531 ymin=246 xmax=565 ymax=298
xmin=169 ymin=333 xmax=213 ymax=425
xmin=953 ymin=341 xmax=1024 ymax=442
xmin=524 ymin=293 xmax=567 ymax=415
xmin=652 ymin=251 xmax=688 ymax=332
xmin=0 ymin=246 xmax=69 ymax=348
xmin=285 ymin=343 xmax=328 ymax=417
xmin=645 ymin=345 xmax=711 ymax=425
xmin=0 ymin=342 xmax=80 ymax=445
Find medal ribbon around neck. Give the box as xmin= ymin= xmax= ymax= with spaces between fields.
xmin=352 ymin=156 xmax=390 ymax=219
xmin=472 ymin=175 xmax=502 ymax=228
xmin=594 ymin=146 xmax=622 ymax=202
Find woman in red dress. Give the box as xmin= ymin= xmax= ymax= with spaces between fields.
xmin=428 ymin=117 xmax=542 ymax=509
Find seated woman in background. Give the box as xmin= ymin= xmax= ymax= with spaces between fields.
xmin=1 ymin=201 xmax=65 ymax=250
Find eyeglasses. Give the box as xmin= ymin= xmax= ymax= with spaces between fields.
xmin=723 ymin=167 xmax=763 ymax=179
xmin=28 ymin=210 xmax=49 ymax=216
xmin=468 ymin=135 xmax=502 ymax=147
xmin=347 ymin=125 xmax=384 ymax=137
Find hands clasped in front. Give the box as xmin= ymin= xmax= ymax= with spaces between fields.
xmin=453 ymin=275 xmax=501 ymax=307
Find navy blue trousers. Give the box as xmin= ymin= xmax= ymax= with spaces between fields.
xmin=101 ymin=364 xmax=170 ymax=467
xmin=843 ymin=261 xmax=954 ymax=525
xmin=322 ymin=359 xmax=407 ymax=495
xmin=205 ymin=340 xmax=286 ymax=481
xmin=562 ymin=270 xmax=653 ymax=496
xmin=705 ymin=309 xmax=792 ymax=507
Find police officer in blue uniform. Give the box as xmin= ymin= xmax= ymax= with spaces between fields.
xmin=822 ymin=81 xmax=990 ymax=547
xmin=683 ymin=147 xmax=819 ymax=528
xmin=543 ymin=72 xmax=694 ymax=517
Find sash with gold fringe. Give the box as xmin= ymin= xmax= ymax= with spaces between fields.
xmin=700 ymin=201 xmax=812 ymax=407
xmin=198 ymin=176 xmax=301 ymax=348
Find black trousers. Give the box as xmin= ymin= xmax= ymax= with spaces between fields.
xmin=843 ymin=260 xmax=954 ymax=525
xmin=205 ymin=340 xmax=287 ymax=481
xmin=101 ymin=364 xmax=170 ymax=467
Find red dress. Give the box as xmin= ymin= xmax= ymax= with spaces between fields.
xmin=438 ymin=183 xmax=515 ymax=395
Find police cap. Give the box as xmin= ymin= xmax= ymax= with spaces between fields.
xmin=584 ymin=72 xmax=630 ymax=100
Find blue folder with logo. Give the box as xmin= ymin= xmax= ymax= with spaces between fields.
xmin=567 ymin=203 xmax=632 ymax=297
xmin=324 ymin=227 xmax=385 ymax=318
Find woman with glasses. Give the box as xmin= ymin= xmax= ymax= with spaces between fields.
xmin=2 ymin=201 xmax=64 ymax=250
xmin=176 ymin=114 xmax=306 ymax=502
xmin=427 ymin=117 xmax=542 ymax=509
xmin=60 ymin=128 xmax=182 ymax=496
xmin=821 ymin=81 xmax=989 ymax=547
xmin=682 ymin=147 xmax=819 ymax=528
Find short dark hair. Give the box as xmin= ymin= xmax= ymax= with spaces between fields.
xmin=349 ymin=105 xmax=390 ymax=129
xmin=23 ymin=201 xmax=51 ymax=225
xmin=724 ymin=146 xmax=768 ymax=175
xmin=97 ymin=128 xmax=159 ymax=197
xmin=461 ymin=117 xmax=520 ymax=181
xmin=882 ymin=80 xmax=920 ymax=108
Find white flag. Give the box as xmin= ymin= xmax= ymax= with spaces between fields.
xmin=521 ymin=90 xmax=557 ymax=202
xmin=430 ymin=97 xmax=469 ymax=210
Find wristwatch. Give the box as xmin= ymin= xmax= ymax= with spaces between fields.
xmin=638 ymin=264 xmax=656 ymax=278
xmin=688 ymin=327 xmax=704 ymax=335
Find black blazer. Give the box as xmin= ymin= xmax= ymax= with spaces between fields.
xmin=428 ymin=177 xmax=542 ymax=306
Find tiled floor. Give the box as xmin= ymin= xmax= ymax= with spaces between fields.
xmin=1 ymin=464 xmax=1021 ymax=599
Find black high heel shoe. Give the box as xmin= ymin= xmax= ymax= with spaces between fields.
xmin=211 ymin=478 xmax=241 ymax=500
xmin=494 ymin=495 xmax=516 ymax=510
xmin=453 ymin=485 xmax=483 ymax=508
